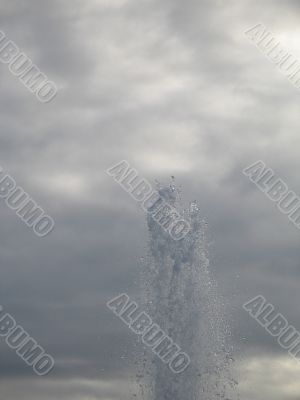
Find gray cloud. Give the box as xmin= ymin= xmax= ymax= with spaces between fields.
xmin=0 ymin=0 xmax=299 ymax=398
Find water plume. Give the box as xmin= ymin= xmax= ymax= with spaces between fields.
xmin=134 ymin=181 xmax=238 ymax=400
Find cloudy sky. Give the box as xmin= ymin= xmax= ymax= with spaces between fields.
xmin=0 ymin=0 xmax=300 ymax=398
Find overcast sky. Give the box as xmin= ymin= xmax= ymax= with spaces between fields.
xmin=0 ymin=0 xmax=300 ymax=399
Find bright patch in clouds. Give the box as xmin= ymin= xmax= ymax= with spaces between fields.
xmin=239 ymin=355 xmax=300 ymax=400
xmin=37 ymin=173 xmax=87 ymax=197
